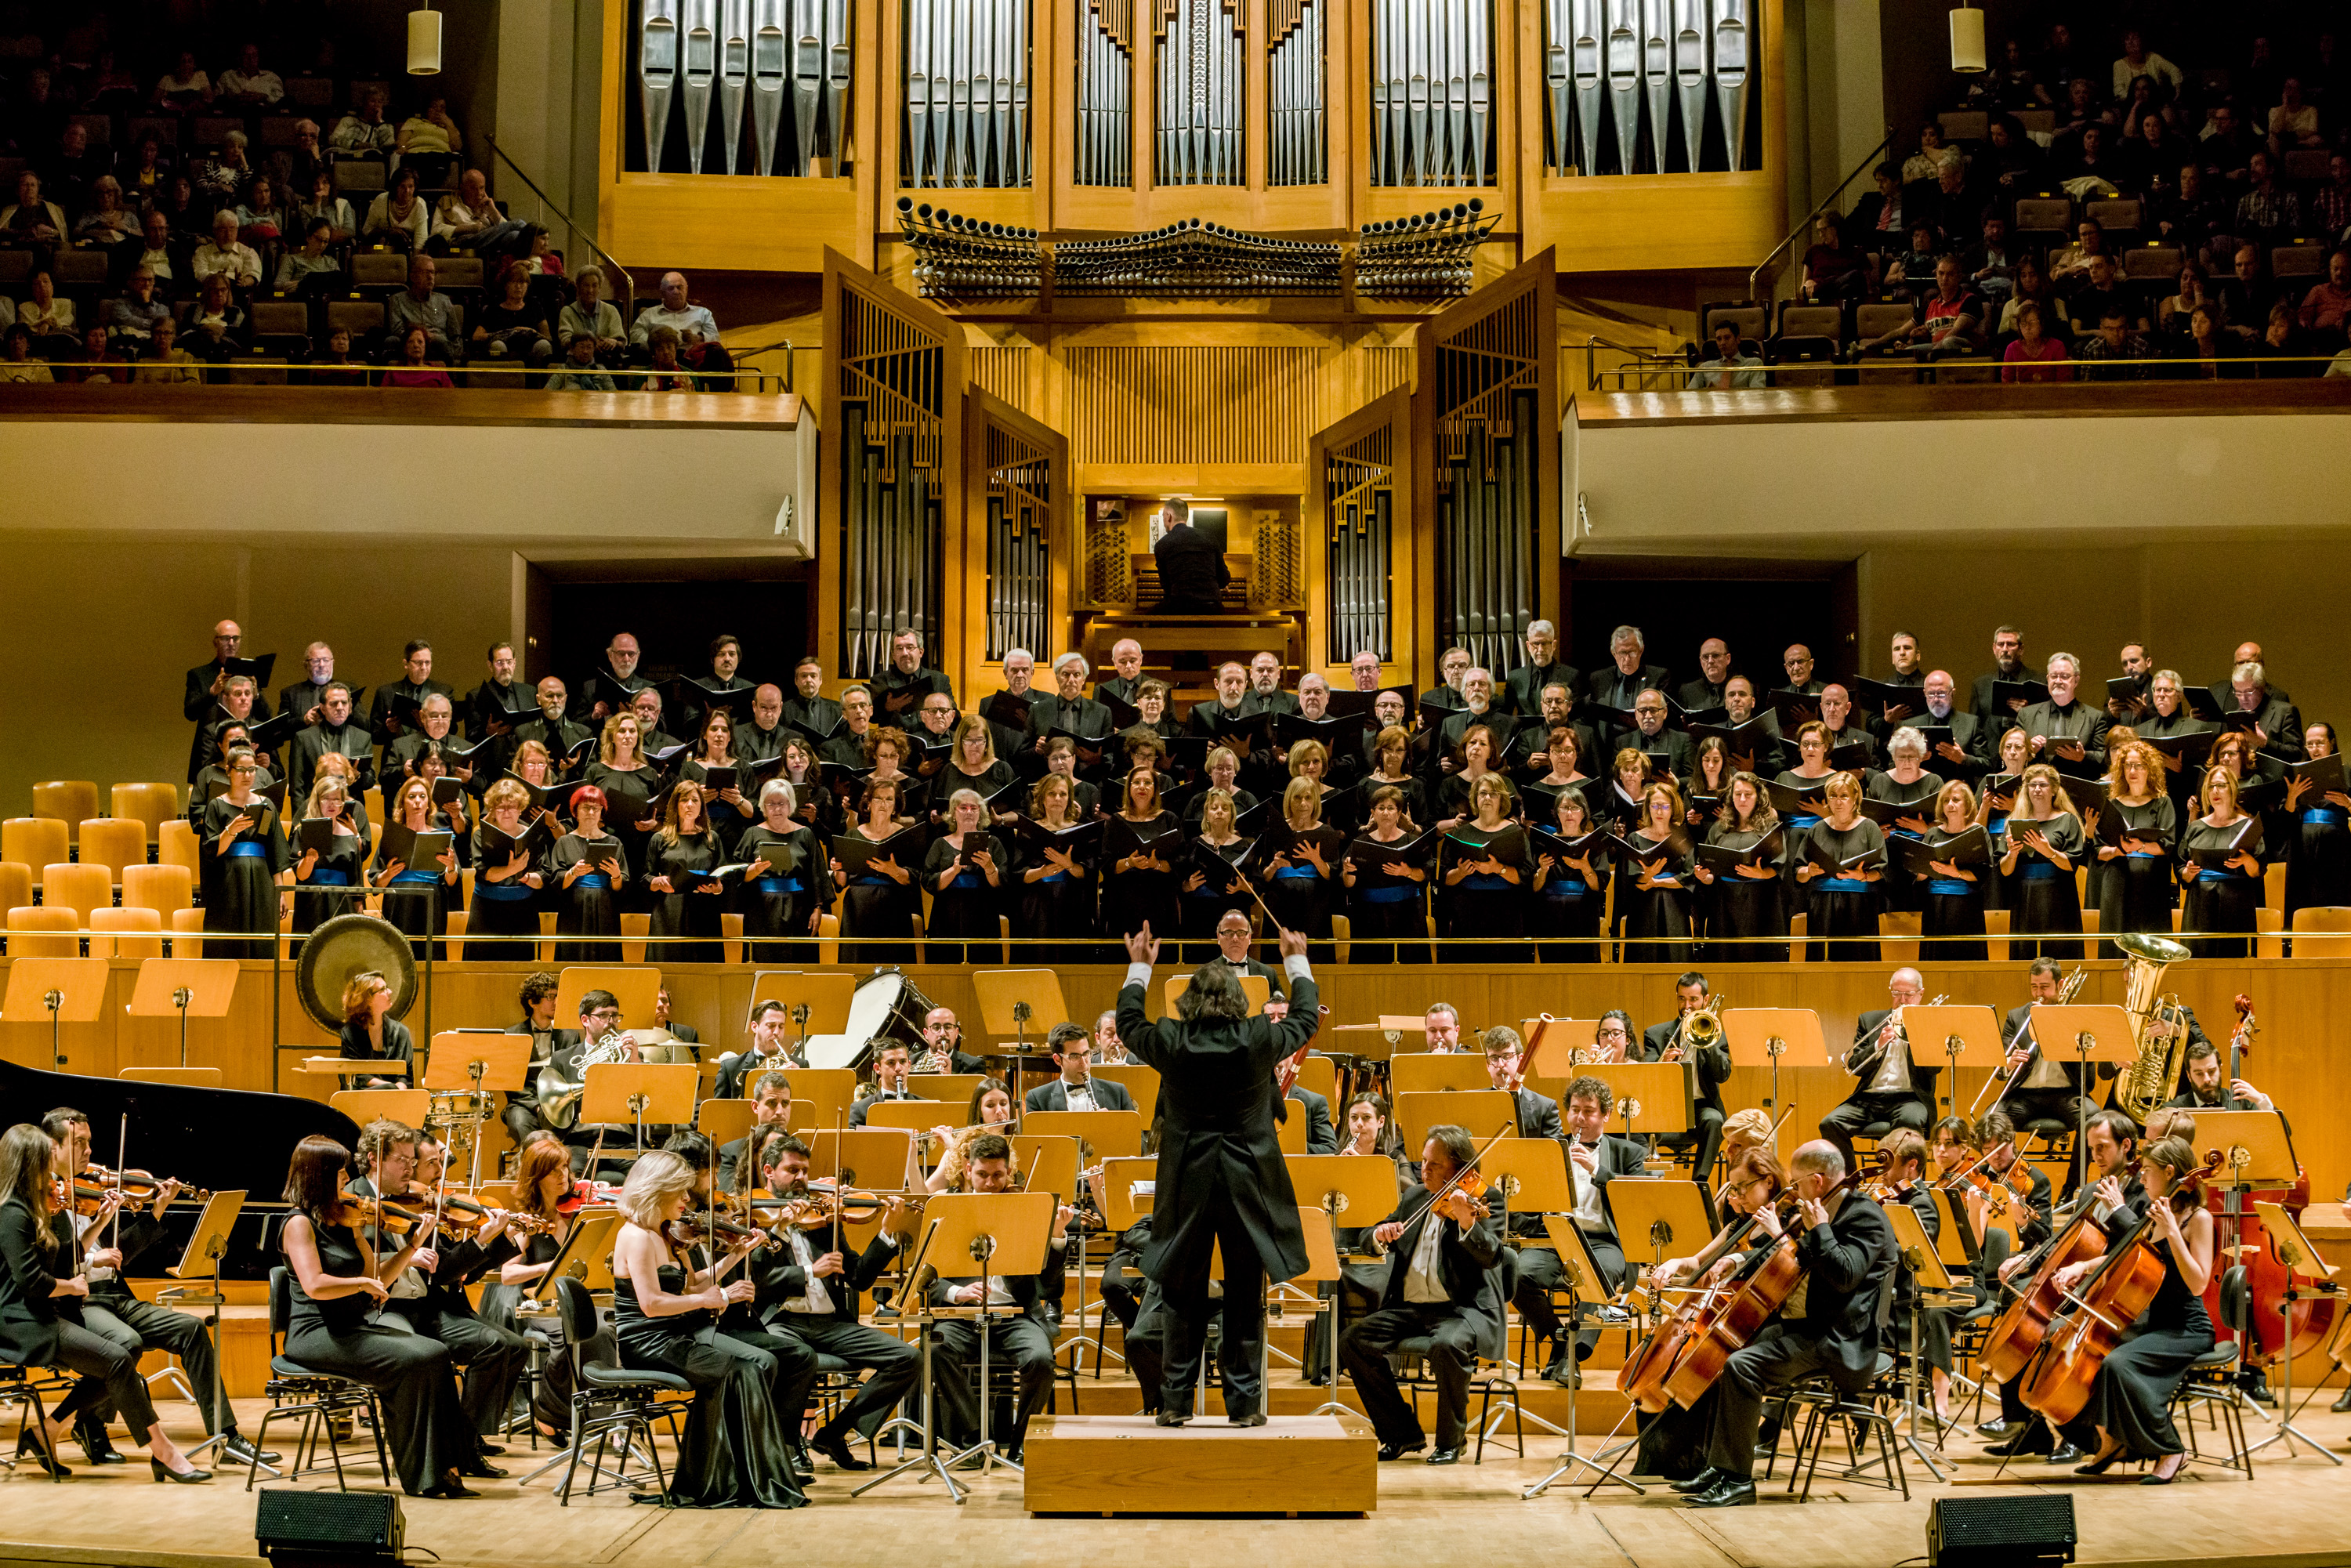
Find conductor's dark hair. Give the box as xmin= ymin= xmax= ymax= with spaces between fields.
xmin=403 ymin=639 xmax=432 ymax=658
xmin=1177 ymin=960 xmax=1251 ymax=1023
xmin=1424 ymin=1123 xmax=1475 ymax=1170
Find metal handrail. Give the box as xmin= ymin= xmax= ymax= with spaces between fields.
xmin=1747 ymin=131 xmax=1893 ymax=307
xmin=482 ymin=132 xmax=635 ymax=321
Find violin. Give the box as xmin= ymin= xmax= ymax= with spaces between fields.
xmin=318 ymin=1186 xmax=427 ymax=1234
xmin=83 ymin=1163 xmax=212 ymax=1204
xmin=554 ymin=1179 xmax=625 ymax=1217
xmin=54 ymin=1179 xmax=118 ymax=1218
xmin=668 ymin=1209 xmax=767 ymax=1248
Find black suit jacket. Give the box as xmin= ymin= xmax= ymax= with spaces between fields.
xmin=714 ymin=1048 xmax=798 ymax=1101
xmin=1153 ymin=522 xmax=1232 ymax=607
xmin=1579 ymin=663 xmax=1672 ymax=713
xmin=1639 ymin=1018 xmax=1733 ymax=1117
xmin=1373 ymin=1184 xmax=1507 ymax=1360
xmin=1025 ymin=1077 xmax=1138 ymax=1114
xmin=1921 ymin=708 xmax=1991 ymax=783
xmin=1779 ymin=1191 xmax=1897 ymax=1378
xmin=1506 ymin=1086 xmax=1563 ymax=1141
xmin=1503 ymin=661 xmax=1580 ymax=716
xmin=1118 ymin=970 xmax=1320 ymax=1291
xmin=1847 ymin=1010 xmax=1940 ymax=1110
xmin=1288 ymin=1085 xmax=1338 ymax=1153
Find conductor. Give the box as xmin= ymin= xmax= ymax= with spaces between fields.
xmin=1116 ymin=920 xmax=1318 ymax=1425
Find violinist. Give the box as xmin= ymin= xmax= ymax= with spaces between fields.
xmin=277 ymin=1133 xmax=487 ymax=1497
xmin=1820 ymin=967 xmax=1936 ymax=1174
xmin=609 ymin=1149 xmax=806 ymax=1507
xmin=348 ymin=1121 xmax=528 ymax=1452
xmin=1876 ymin=1129 xmax=1958 ymax=1421
xmin=744 ymin=1131 xmax=921 ymax=1472
xmin=1679 ymin=1140 xmax=1896 ymax=1509
xmin=483 ymin=1134 xmax=592 ymax=1437
xmin=2047 ymin=1135 xmax=2215 ymax=1485
xmin=1300 ymin=1092 xmax=1405 ymax=1387
xmin=1976 ymin=1107 xmax=2052 ymax=1255
xmin=1640 ymin=971 xmax=1733 ymax=1182
xmin=1339 ymin=1123 xmax=1508 ymax=1465
xmin=34 ymin=1110 xmax=275 ymax=1471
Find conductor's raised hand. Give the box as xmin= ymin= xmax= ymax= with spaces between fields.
xmin=1277 ymin=925 xmax=1309 ymax=960
xmin=1123 ymin=923 xmax=1161 ymax=967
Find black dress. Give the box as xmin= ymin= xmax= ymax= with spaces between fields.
xmin=1918 ymin=826 xmax=1989 ymax=963
xmin=1701 ymin=823 xmax=1786 ymax=963
xmin=197 ymin=795 xmax=288 ymax=959
xmin=2056 ymin=1204 xmax=2213 ymax=1461
xmin=583 ymin=761 xmax=659 ymax=904
xmin=732 ymin=824 xmax=827 ymax=963
xmin=1348 ymin=833 xmax=1433 ymax=965
xmin=1800 ymin=818 xmax=1886 ymax=962
xmin=2284 ymin=792 xmax=2351 ymax=928
xmin=548 ymin=831 xmax=624 ymax=962
xmin=1443 ymin=822 xmax=1530 ymax=962
xmin=2005 ymin=813 xmax=2085 ymax=960
xmin=1101 ymin=811 xmax=1182 ymax=939
xmin=1015 ymin=825 xmax=1101 ymax=961
xmin=923 ymin=831 xmax=1005 ymax=964
xmin=292 ymin=827 xmax=364 ymax=940
xmin=1864 ymin=768 xmax=1943 ymax=914
xmin=681 ymin=759 xmax=755 ymax=855
xmin=1615 ymin=828 xmax=1694 ymax=964
xmin=2096 ymin=797 xmax=2178 ymax=958
xmin=2179 ymin=817 xmax=2263 ymax=958
xmin=1259 ymin=827 xmax=1339 ymax=943
xmin=648 ymin=831 xmax=726 ymax=963
xmin=835 ymin=823 xmax=921 ymax=964
xmin=465 ymin=824 xmax=542 ymax=951
xmin=1176 ymin=834 xmax=1249 ymax=956
xmin=373 ymin=815 xmax=462 ymax=959
xmin=1351 ymin=775 xmax=1428 ymax=831
xmin=611 ymin=1256 xmax=805 ymax=1508
xmin=282 ymin=1219 xmax=472 ymax=1496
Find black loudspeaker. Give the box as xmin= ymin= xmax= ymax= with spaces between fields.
xmin=254 ymin=1489 xmax=404 ymax=1563
xmin=1929 ymin=1494 xmax=2075 ymax=1568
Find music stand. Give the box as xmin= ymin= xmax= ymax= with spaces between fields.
xmin=973 ymin=969 xmax=1067 ymax=1103
xmin=1882 ymin=1200 xmax=1962 ymax=1479
xmin=1284 ymin=1154 xmax=1402 ymax=1416
xmin=863 ymin=1099 xmax=947 ymax=1137
xmin=512 ymin=1209 xmax=628 ymax=1490
xmin=2251 ymin=1200 xmax=2342 ymax=1464
xmin=158 ymin=1190 xmax=259 ymax=1472
xmin=1097 ymin=1156 xmax=1157 ymax=1229
xmin=125 ymin=958 xmax=237 ymax=1067
xmin=1723 ymin=1008 xmax=1824 ymax=1121
xmin=696 ymin=1097 xmax=759 ymax=1150
xmin=553 ymin=965 xmax=661 ymax=1027
xmin=801 ymin=1128 xmax=917 ymax=1194
xmin=767 ymin=971 xmax=856 ymax=1064
xmin=1024 ymin=1109 xmax=1144 ymax=1160
xmin=1395 ymin=1090 xmax=1515 ymax=1153
xmin=1471 ymin=1139 xmax=1582 ymax=1446
xmin=1389 ymin=1055 xmax=1494 ymax=1097
xmin=1091 ymin=1063 xmax=1161 ymax=1121
xmin=1523 ymin=1017 xmax=1608 ymax=1081
xmin=2028 ymin=1005 xmax=2136 ymax=1190
xmin=1903 ymin=1005 xmax=2004 ymax=1117
xmin=916 ymin=1191 xmax=1058 ymax=1479
xmin=423 ymin=1030 xmax=532 ymax=1187
xmin=578 ymin=1063 xmax=697 ymax=1174
xmin=1521 ymin=1211 xmax=1645 ymax=1497
xmin=908 ymin=1072 xmax=984 ymax=1106
xmin=853 ymin=1211 xmax=965 ymax=1500
xmin=1578 ymin=1065 xmax=1689 ymax=1146
xmin=2 ymin=957 xmax=108 ymax=1070
xmin=298 ymin=1056 xmax=412 ymax=1085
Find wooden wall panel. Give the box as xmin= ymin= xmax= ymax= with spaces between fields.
xmin=1067 ymin=346 xmax=1324 ymax=466
xmin=971 ymin=345 xmax=1035 ymax=414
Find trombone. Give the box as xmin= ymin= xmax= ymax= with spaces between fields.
xmin=1968 ymin=964 xmax=2086 ymax=1117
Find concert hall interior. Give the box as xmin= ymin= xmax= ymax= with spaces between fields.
xmin=6 ymin=0 xmax=2351 ymax=1558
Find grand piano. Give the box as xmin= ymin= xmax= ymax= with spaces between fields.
xmin=2 ymin=1058 xmax=360 ymax=1280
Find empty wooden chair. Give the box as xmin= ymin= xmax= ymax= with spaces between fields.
xmin=78 ymin=819 xmax=147 ymax=882
xmin=110 ymin=783 xmax=182 ymax=848
xmin=3 ymin=817 xmax=70 ymax=875
xmin=7 ymin=907 xmax=78 ymax=958
xmin=31 ymin=782 xmax=100 ymax=844
xmin=92 ymin=907 xmax=164 ymax=958
xmin=123 ymin=864 xmax=195 ymax=920
xmin=39 ymin=863 xmax=113 ymax=927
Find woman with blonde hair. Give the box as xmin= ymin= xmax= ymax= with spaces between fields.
xmin=2000 ymin=762 xmax=2085 ymax=959
xmin=1443 ymin=772 xmax=1528 ymax=961
xmin=923 ymin=786 xmax=1004 ymax=962
xmin=292 ymin=771 xmax=366 ymax=937
xmin=1103 ymin=768 xmax=1179 ymax=940
xmin=1792 ymin=771 xmax=1884 ymax=961
xmin=1015 ymin=772 xmax=1096 ymax=959
xmin=610 ymin=1150 xmax=806 ymax=1507
xmin=584 ymin=711 xmax=657 ymax=893
xmin=371 ymin=773 xmax=461 ymax=956
xmin=1920 ymin=780 xmax=1989 ymax=961
xmin=1618 ymin=777 xmax=1697 ymax=964
xmin=833 ymin=776 xmax=918 ymax=965
xmin=1260 ymin=774 xmax=1339 ymax=948
xmin=927 ymin=1081 xmax=1020 ymax=1193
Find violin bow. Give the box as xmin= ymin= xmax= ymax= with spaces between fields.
xmin=1423 ymin=1120 xmax=1518 ymax=1215
xmin=112 ymin=1113 xmax=129 ymax=1257
xmin=831 ymin=1110 xmax=846 ymax=1260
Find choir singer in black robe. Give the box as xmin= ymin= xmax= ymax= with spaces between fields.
xmin=1115 ymin=923 xmax=1318 ymax=1425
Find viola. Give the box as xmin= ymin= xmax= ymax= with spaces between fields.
xmin=84 ymin=1163 xmax=212 ymax=1204
xmin=2020 ymin=1150 xmax=2224 ymax=1425
xmin=554 ymin=1179 xmax=625 ymax=1217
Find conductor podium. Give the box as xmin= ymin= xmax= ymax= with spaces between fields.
xmin=1021 ymin=1413 xmax=1377 ymax=1516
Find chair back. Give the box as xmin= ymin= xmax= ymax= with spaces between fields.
xmin=555 ymin=1274 xmax=600 ymax=1349
xmin=269 ymin=1265 xmax=294 ymax=1340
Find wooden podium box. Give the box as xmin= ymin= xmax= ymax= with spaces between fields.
xmin=1021 ymin=1413 xmax=1375 ymax=1516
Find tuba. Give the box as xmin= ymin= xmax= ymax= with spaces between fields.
xmin=2113 ymin=932 xmax=2195 ymax=1124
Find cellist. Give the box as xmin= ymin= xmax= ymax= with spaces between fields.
xmin=2043 ymin=1135 xmax=2215 ymax=1485
xmin=1985 ymin=1107 xmax=2138 ymax=1460
xmin=1677 ymin=1140 xmax=1897 ymax=1510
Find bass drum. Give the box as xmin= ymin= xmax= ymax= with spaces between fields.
xmin=801 ymin=967 xmax=942 ymax=1070
xmin=293 ymin=914 xmax=419 ymax=1034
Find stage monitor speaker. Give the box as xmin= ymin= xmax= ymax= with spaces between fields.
xmin=1929 ymin=1493 xmax=2074 ymax=1568
xmin=255 ymin=1489 xmax=405 ymax=1563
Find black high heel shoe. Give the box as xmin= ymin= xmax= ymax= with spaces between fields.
xmin=150 ymin=1457 xmax=212 ymax=1484
xmin=16 ymin=1429 xmax=71 ymax=1479
xmin=2073 ymin=1445 xmax=2126 ymax=1476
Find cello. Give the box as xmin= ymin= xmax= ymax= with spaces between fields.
xmin=1979 ymin=1174 xmax=2122 ymax=1387
xmin=1663 ymin=1168 xmax=1861 ymax=1410
xmin=2019 ymin=1149 xmax=2223 ymax=1425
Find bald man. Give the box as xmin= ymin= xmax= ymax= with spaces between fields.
xmin=2206 ymin=640 xmax=2291 ymax=714
xmin=186 ymin=619 xmax=273 ymax=784
xmin=1098 ymin=639 xmax=1148 ymax=706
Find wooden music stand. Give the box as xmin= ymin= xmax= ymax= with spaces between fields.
xmin=1025 ymin=1109 xmax=1144 ymax=1160
xmin=156 ymin=1190 xmax=252 ymax=1469
xmin=696 ymin=1098 xmax=759 ymax=1150
xmin=765 ymin=971 xmax=857 ymax=1061
xmin=1390 ymin=1054 xmax=1494 ymax=1096
xmin=800 ymin=1128 xmax=917 ymax=1193
xmin=910 ymin=1190 xmax=1060 ymax=1478
xmin=1524 ymin=1208 xmax=1642 ymax=1497
xmin=1092 ymin=1063 xmax=1161 ymax=1121
xmin=1723 ymin=1007 xmax=1824 ymax=1120
xmin=972 ymin=969 xmax=1067 ymax=1099
xmin=861 ymin=1099 xmax=945 ymax=1135
xmin=1012 ymin=1135 xmax=1078 ymax=1201
xmin=554 ymin=965 xmax=661 ymax=1027
xmin=1579 ymin=1064 xmax=1690 ymax=1141
xmin=1482 ymin=1137 xmax=1574 ymax=1226
xmin=1902 ymin=1004 xmax=2005 ymax=1115
xmin=331 ymin=1088 xmax=429 ymax=1127
xmin=125 ymin=958 xmax=237 ymax=1067
xmin=579 ymin=1063 xmax=698 ymax=1163
xmin=1882 ymin=1201 xmax=1963 ymax=1479
xmin=525 ymin=1210 xmax=623 ymax=1301
xmin=423 ymin=1030 xmax=532 ymax=1188
xmin=1395 ymin=1089 xmax=1513 ymax=1153
xmin=1524 ymin=1017 xmax=1609 ymax=1080
xmin=297 ymin=1055 xmax=412 ymax=1084
xmin=1162 ymin=972 xmax=1271 ymax=1018
xmin=1274 ymin=1114 xmax=1307 ymax=1154
xmin=781 ymin=1066 xmax=858 ymax=1124
xmin=2252 ymin=1198 xmax=2342 ymax=1464
xmin=907 ymin=1071 xmax=984 ymax=1105
xmin=1097 ymin=1155 xmax=1158 ymax=1229
xmin=2 ymin=957 xmax=108 ymax=1070
xmin=1596 ymin=1179 xmax=1715 ymax=1290
xmin=2028 ymin=1005 xmax=2137 ymax=1187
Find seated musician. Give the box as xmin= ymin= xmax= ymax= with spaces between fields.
xmin=2164 ymin=1038 xmax=2279 ymax=1116
xmin=347 ymin=1121 xmax=527 ymax=1458
xmin=38 ymin=1110 xmax=273 ymax=1468
xmin=925 ymin=1083 xmax=1021 ymax=1196
xmin=542 ymin=988 xmax=671 ymax=1176
xmin=498 ymin=970 xmax=563 ymax=1150
xmin=1024 ymin=1021 xmax=1137 ymax=1114
xmin=1092 ymin=1009 xmax=1127 ymax=1065
xmin=1210 ymin=909 xmax=1288 ymax=1000
xmin=1339 ymin=1122 xmax=1509 ymax=1465
xmin=924 ymin=1133 xmax=1074 ymax=1464
xmin=1676 ymin=1140 xmax=1897 ymax=1508
xmin=1262 ymin=998 xmax=1337 ymax=1150
xmin=1875 ymin=1129 xmax=1958 ymax=1421
xmin=1990 ymin=958 xmax=2106 ymax=1131
xmin=1987 ymin=1107 xmax=2139 ymax=1459
xmin=718 ymin=1071 xmax=795 ymax=1188
xmin=1642 ymin=970 xmax=1733 ymax=1181
xmin=849 ymin=1038 xmax=920 ymax=1126
xmin=1420 ymin=1001 xmax=1464 ymax=1053
xmin=1819 ymin=967 xmax=1937 ymax=1173
xmin=715 ymin=999 xmax=801 ymax=1098
xmin=2047 ymin=1135 xmax=2215 ymax=1485
xmin=918 ymin=1005 xmax=990 ymax=1075
xmin=744 ymin=1131 xmax=921 ymax=1472
xmin=1519 ymin=1074 xmax=1643 ymax=1389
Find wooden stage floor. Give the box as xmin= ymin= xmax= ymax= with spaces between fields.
xmin=4 ymin=1398 xmax=2349 ymax=1568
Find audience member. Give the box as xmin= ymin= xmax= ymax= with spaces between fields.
xmin=387 ymin=254 xmax=463 ymax=364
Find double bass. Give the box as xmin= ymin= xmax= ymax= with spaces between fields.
xmin=2019 ymin=1149 xmax=2224 ymax=1424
